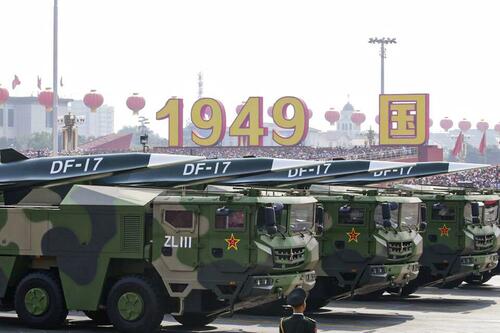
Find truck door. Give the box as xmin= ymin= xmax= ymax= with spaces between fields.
xmin=427 ymin=201 xmax=458 ymax=254
xmin=202 ymin=204 xmax=251 ymax=273
xmin=153 ymin=204 xmax=199 ymax=272
xmin=329 ymin=202 xmax=370 ymax=260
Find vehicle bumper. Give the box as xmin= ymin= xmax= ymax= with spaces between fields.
xmin=355 ymin=262 xmax=419 ymax=295
xmin=461 ymin=253 xmax=499 ymax=275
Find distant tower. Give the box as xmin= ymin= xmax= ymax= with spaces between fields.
xmin=198 ymin=72 xmax=203 ymax=98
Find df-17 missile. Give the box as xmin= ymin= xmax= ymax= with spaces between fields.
xmin=319 ymin=161 xmax=490 ymax=185
xmin=95 ymin=157 xmax=326 ymax=188
xmin=0 ymin=148 xmax=203 ymax=191
xmin=218 ymin=160 xmax=413 ymax=187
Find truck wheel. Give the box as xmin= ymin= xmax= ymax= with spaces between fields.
xmin=465 ymin=272 xmax=493 ymax=285
xmin=14 ymin=271 xmax=68 ymax=329
xmin=439 ymin=278 xmax=463 ymax=289
xmin=173 ymin=313 xmax=215 ymax=327
xmin=84 ymin=309 xmax=111 ymax=325
xmin=106 ymin=276 xmax=164 ymax=333
xmin=400 ymin=280 xmax=419 ymax=297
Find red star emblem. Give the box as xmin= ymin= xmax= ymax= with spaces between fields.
xmin=439 ymin=224 xmax=450 ymax=237
xmin=225 ymin=233 xmax=240 ymax=250
xmin=346 ymin=228 xmax=360 ymax=243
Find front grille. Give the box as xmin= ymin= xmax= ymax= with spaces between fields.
xmin=387 ymin=241 xmax=413 ymax=259
xmin=474 ymin=234 xmax=495 ymax=251
xmin=273 ymin=247 xmax=305 ymax=269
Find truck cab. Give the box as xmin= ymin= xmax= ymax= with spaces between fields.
xmin=400 ymin=189 xmax=500 ymax=294
xmin=307 ymin=186 xmax=422 ymax=309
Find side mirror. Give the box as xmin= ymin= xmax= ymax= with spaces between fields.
xmin=315 ymin=206 xmax=324 ymax=227
xmin=381 ymin=203 xmax=392 ymax=228
xmin=216 ymin=207 xmax=230 ymax=216
xmin=419 ymin=221 xmax=427 ymax=232
xmin=264 ymin=207 xmax=277 ymax=235
xmin=471 ymin=202 xmax=480 ymax=224
xmin=420 ymin=205 xmax=427 ymax=223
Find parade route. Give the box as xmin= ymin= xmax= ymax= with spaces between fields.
xmin=1 ymin=275 xmax=499 ymax=333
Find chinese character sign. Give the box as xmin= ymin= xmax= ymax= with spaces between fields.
xmin=379 ymin=94 xmax=429 ymax=145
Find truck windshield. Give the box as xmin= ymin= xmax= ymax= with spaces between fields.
xmin=374 ymin=202 xmax=419 ymax=229
xmin=290 ymin=204 xmax=314 ymax=232
xmin=484 ymin=200 xmax=499 ymax=224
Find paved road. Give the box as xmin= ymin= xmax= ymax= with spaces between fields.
xmin=1 ymin=276 xmax=500 ymax=332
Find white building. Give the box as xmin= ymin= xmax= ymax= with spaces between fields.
xmin=69 ymin=101 xmax=114 ymax=138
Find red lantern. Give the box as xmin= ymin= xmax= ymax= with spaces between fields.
xmin=83 ymin=90 xmax=104 ymax=112
xmin=126 ymin=93 xmax=145 ymax=115
xmin=38 ymin=88 xmax=54 ymax=112
xmin=440 ymin=117 xmax=453 ymax=132
xmin=375 ymin=115 xmax=380 ymax=125
xmin=200 ymin=105 xmax=212 ymax=120
xmin=458 ymin=119 xmax=471 ymax=132
xmin=351 ymin=112 xmax=366 ymax=126
xmin=325 ymin=109 xmax=340 ymax=125
xmin=477 ymin=119 xmax=489 ymax=132
xmin=307 ymin=108 xmax=313 ymax=119
xmin=0 ymin=86 xmax=9 ymax=105
xmin=495 ymin=123 xmax=500 ymax=134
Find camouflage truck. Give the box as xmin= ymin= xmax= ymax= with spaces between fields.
xmin=306 ymin=186 xmax=423 ymax=310
xmin=0 ymin=185 xmax=318 ymax=333
xmin=395 ymin=187 xmax=500 ymax=295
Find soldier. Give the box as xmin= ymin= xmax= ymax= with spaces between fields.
xmin=279 ymin=288 xmax=317 ymax=333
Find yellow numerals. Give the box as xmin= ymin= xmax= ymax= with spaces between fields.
xmin=191 ymin=98 xmax=226 ymax=146
xmin=271 ymin=96 xmax=309 ymax=146
xmin=156 ymin=98 xmax=183 ymax=147
xmin=229 ymin=97 xmax=268 ymax=146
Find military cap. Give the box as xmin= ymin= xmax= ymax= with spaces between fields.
xmin=287 ymin=288 xmax=307 ymax=307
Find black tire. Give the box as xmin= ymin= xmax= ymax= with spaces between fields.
xmin=439 ymin=278 xmax=463 ymax=289
xmin=14 ymin=271 xmax=68 ymax=329
xmin=106 ymin=276 xmax=164 ymax=333
xmin=84 ymin=309 xmax=112 ymax=325
xmin=400 ymin=280 xmax=420 ymax=297
xmin=465 ymin=272 xmax=493 ymax=285
xmin=173 ymin=312 xmax=216 ymax=328
xmin=306 ymin=278 xmax=333 ymax=312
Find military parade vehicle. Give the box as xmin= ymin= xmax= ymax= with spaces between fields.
xmin=0 ymin=184 xmax=319 ymax=332
xmin=392 ymin=185 xmax=500 ymax=295
xmin=304 ymin=185 xmax=423 ymax=309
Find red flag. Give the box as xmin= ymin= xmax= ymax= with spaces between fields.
xmin=12 ymin=75 xmax=21 ymax=89
xmin=479 ymin=131 xmax=487 ymax=155
xmin=37 ymin=76 xmax=42 ymax=90
xmin=452 ymin=131 xmax=464 ymax=157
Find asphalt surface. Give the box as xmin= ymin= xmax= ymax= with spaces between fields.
xmin=2 ymin=276 xmax=500 ymax=332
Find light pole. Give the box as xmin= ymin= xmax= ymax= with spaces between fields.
xmin=368 ymin=37 xmax=397 ymax=94
xmin=52 ymin=0 xmax=59 ymax=155
xmin=138 ymin=116 xmax=150 ymax=152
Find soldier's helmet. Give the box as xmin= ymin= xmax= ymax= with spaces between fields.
xmin=287 ymin=288 xmax=307 ymax=307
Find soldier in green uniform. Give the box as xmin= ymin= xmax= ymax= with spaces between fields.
xmin=279 ymin=288 xmax=317 ymax=333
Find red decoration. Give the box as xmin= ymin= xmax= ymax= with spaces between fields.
xmin=325 ymin=109 xmax=340 ymax=125
xmin=477 ymin=120 xmax=489 ymax=132
xmin=458 ymin=119 xmax=471 ymax=132
xmin=37 ymin=88 xmax=54 ymax=112
xmin=375 ymin=115 xmax=380 ymax=125
xmin=351 ymin=112 xmax=366 ymax=126
xmin=479 ymin=132 xmax=487 ymax=155
xmin=200 ymin=105 xmax=212 ymax=120
xmin=0 ymin=86 xmax=9 ymax=105
xmin=495 ymin=123 xmax=500 ymax=134
xmin=126 ymin=93 xmax=145 ymax=115
xmin=83 ymin=90 xmax=104 ymax=112
xmin=440 ymin=117 xmax=453 ymax=132
xmin=452 ymin=132 xmax=464 ymax=157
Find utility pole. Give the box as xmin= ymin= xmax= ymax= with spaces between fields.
xmin=368 ymin=37 xmax=397 ymax=94
xmin=198 ymin=72 xmax=203 ymax=98
xmin=52 ymin=0 xmax=59 ymax=155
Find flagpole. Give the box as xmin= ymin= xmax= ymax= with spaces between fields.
xmin=52 ymin=0 xmax=59 ymax=155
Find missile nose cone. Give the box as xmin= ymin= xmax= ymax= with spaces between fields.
xmin=147 ymin=154 xmax=204 ymax=168
xmin=270 ymin=159 xmax=324 ymax=171
xmin=447 ymin=162 xmax=490 ymax=173
xmin=367 ymin=160 xmax=414 ymax=172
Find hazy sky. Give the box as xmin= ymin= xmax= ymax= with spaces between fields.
xmin=1 ymin=0 xmax=499 ymax=137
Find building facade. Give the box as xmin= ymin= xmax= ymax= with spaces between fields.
xmin=68 ymin=101 xmax=114 ymax=138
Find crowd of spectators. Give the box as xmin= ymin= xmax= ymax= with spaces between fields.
xmin=402 ymin=166 xmax=499 ymax=189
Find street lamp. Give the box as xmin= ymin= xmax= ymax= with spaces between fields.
xmin=368 ymin=37 xmax=397 ymax=94
xmin=138 ymin=116 xmax=150 ymax=152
